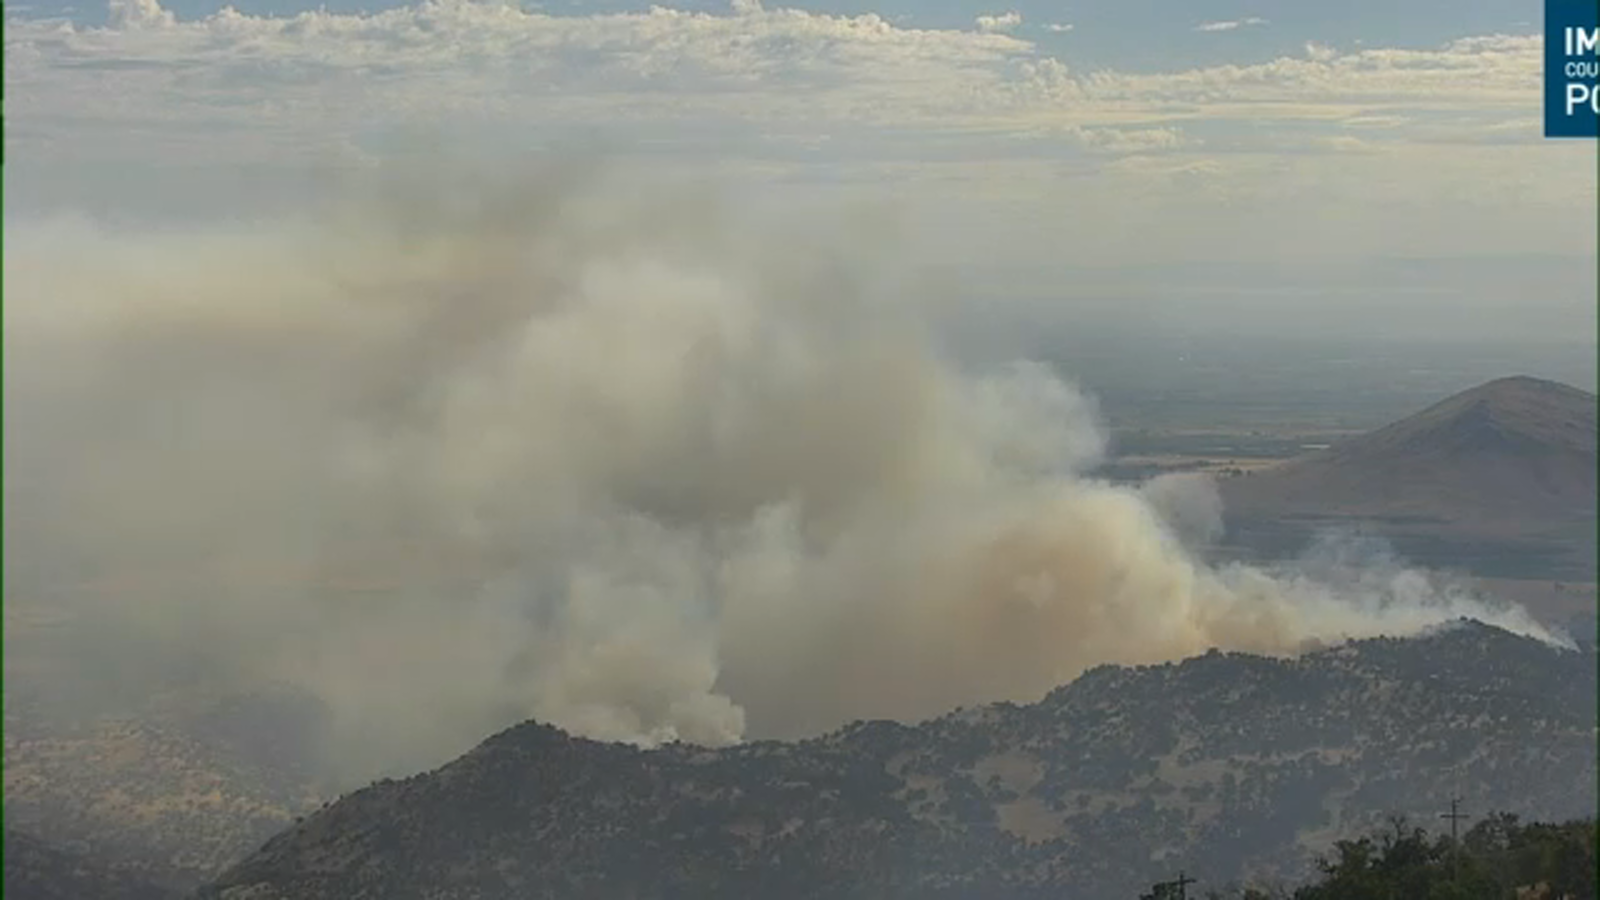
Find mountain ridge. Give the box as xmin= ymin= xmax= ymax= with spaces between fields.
xmin=199 ymin=619 xmax=1597 ymax=900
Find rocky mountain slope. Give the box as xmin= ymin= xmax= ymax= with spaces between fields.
xmin=200 ymin=621 xmax=1597 ymax=900
xmin=1221 ymin=376 xmax=1597 ymax=579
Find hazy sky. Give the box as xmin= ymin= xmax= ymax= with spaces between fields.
xmin=5 ymin=0 xmax=1597 ymax=341
xmin=4 ymin=0 xmax=1591 ymax=772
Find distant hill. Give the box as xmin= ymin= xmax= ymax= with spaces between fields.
xmin=1220 ymin=376 xmax=1597 ymax=579
xmin=2 ymin=829 xmax=177 ymax=900
xmin=2 ymin=704 xmax=326 ymax=891
xmin=200 ymin=622 xmax=1596 ymax=900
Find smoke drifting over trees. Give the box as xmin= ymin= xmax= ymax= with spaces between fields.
xmin=2 ymin=160 xmax=1566 ymax=781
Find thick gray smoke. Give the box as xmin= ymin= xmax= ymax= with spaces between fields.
xmin=2 ymin=161 xmax=1567 ymax=779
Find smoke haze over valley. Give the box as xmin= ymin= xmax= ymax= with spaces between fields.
xmin=5 ymin=2 xmax=1599 ymax=893
xmin=3 ymin=162 xmax=1573 ymax=790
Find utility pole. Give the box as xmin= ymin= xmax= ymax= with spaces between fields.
xmin=1142 ymin=872 xmax=1199 ymax=900
xmin=1440 ymin=796 xmax=1467 ymax=844
xmin=1440 ymin=796 xmax=1468 ymax=885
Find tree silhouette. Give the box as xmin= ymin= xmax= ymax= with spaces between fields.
xmin=1286 ymin=814 xmax=1593 ymax=900
xmin=1172 ymin=814 xmax=1595 ymax=899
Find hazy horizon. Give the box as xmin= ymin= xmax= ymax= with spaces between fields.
xmin=5 ymin=0 xmax=1596 ymax=783
xmin=6 ymin=0 xmax=1598 ymax=348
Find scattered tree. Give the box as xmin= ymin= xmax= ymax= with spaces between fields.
xmin=1147 ymin=815 xmax=1594 ymax=900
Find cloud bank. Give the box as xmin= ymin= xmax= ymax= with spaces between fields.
xmin=7 ymin=0 xmax=1591 ymax=277
xmin=0 ymin=0 xmax=1553 ymax=168
xmin=2 ymin=162 xmax=1566 ymax=781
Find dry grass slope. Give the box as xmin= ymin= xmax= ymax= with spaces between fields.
xmin=198 ymin=622 xmax=1597 ymax=900
xmin=1220 ymin=376 xmax=1597 ymax=579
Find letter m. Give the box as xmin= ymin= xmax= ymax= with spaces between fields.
xmin=1579 ymin=27 xmax=1600 ymax=55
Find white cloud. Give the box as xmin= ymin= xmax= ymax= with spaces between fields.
xmin=1044 ymin=22 xmax=1074 ymax=33
xmin=106 ymin=0 xmax=173 ymax=28
xmin=1077 ymin=126 xmax=1186 ymax=153
xmin=1315 ymin=135 xmax=1381 ymax=153
xmin=974 ymin=10 xmax=1022 ymax=34
xmin=1016 ymin=122 xmax=1190 ymax=154
xmin=1077 ymin=37 xmax=1541 ymax=110
xmin=1484 ymin=116 xmax=1541 ymax=132
xmin=1195 ymin=17 xmax=1267 ymax=32
xmin=3 ymin=0 xmax=1591 ymax=269
xmin=5 ymin=0 xmax=1042 ymax=147
xmin=1 ymin=0 xmax=1551 ymax=153
xmin=1341 ymin=114 xmax=1410 ymax=129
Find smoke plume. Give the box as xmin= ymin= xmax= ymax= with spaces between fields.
xmin=2 ymin=160 xmax=1567 ymax=779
